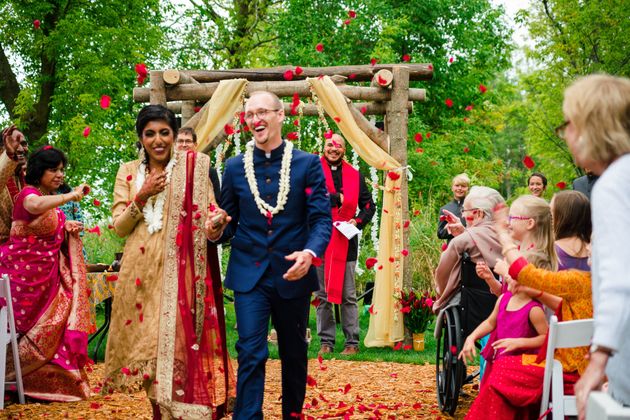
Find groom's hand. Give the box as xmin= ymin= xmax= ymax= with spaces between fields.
xmin=205 ymin=207 xmax=231 ymax=241
xmin=283 ymin=251 xmax=313 ymax=281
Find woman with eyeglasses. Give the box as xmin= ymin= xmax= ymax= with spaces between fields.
xmin=558 ymin=74 xmax=630 ymax=418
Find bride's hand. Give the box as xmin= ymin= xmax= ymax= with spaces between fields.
xmin=205 ymin=206 xmax=231 ymax=240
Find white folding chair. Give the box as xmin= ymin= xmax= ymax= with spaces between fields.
xmin=0 ymin=274 xmax=25 ymax=409
xmin=587 ymin=391 xmax=630 ymax=420
xmin=540 ymin=315 xmax=594 ymax=420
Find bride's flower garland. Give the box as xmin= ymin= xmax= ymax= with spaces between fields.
xmin=243 ymin=140 xmax=293 ymax=217
xmin=135 ymin=152 xmax=178 ymax=234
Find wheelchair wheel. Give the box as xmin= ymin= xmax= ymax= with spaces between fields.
xmin=436 ymin=307 xmax=466 ymax=415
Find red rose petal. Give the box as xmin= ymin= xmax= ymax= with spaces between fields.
xmin=315 ymin=43 xmax=324 ymax=52
xmin=393 ymin=342 xmax=403 ymax=351
xmin=344 ymin=19 xmax=351 ymax=25
xmin=305 ymin=187 xmax=313 ymax=196
xmin=121 ymin=367 xmax=131 ymax=376
xmin=82 ymin=126 xmax=91 ymax=138
xmin=295 ymin=66 xmax=303 ymax=75
xmin=442 ymin=243 xmax=448 ymax=251
xmin=343 ymin=383 xmax=351 ymax=394
xmin=348 ymin=10 xmax=357 ymax=18
xmin=283 ymin=70 xmax=294 ymax=81
xmin=413 ymin=210 xmax=420 ymax=216
xmin=556 ymin=181 xmax=567 ymax=190
xmin=139 ymin=246 xmax=145 ymax=254
xmin=125 ymin=319 xmax=132 ymax=326
xmin=522 ymin=155 xmax=535 ymax=169
xmin=194 ymin=106 xmax=201 ymax=113
xmin=135 ymin=302 xmax=142 ymax=310
xmin=93 ymin=199 xmax=101 ymax=206
xmin=479 ymin=84 xmax=488 ymax=93
xmin=349 ymin=73 xmax=356 ymax=80
xmin=287 ymin=132 xmax=299 ymax=141
xmin=324 ymin=130 xmax=334 ymax=139
xmin=463 ymin=147 xmax=470 ymax=153
xmin=449 ymin=56 xmax=454 ymax=63
xmin=100 ymin=95 xmax=111 ymax=109
xmin=402 ymin=54 xmax=411 ymax=62
xmin=224 ymin=124 xmax=235 ymax=135
xmin=465 ymin=104 xmax=474 ymax=111
xmin=33 ymin=19 xmax=41 ymax=29
xmin=403 ymin=344 xmax=412 ymax=351
xmin=414 ymin=133 xmax=423 ymax=143
xmin=426 ymin=132 xmax=431 ymax=138
xmin=87 ymin=226 xmax=101 ymax=236
xmin=401 ymin=249 xmax=409 ymax=257
xmin=139 ymin=313 xmax=144 ymax=322
xmin=445 ymin=98 xmax=454 ymax=108
xmin=106 ymin=274 xmax=118 ymax=282
xmin=368 ymin=304 xmax=377 ymax=315
xmin=126 ymin=174 xmax=133 ymax=181
xmin=403 ymin=220 xmax=410 ymax=228
xmin=387 ymin=171 xmax=400 ymax=180
xmin=333 ymin=117 xmax=341 ymax=123
xmin=370 ymin=58 xmax=377 ymax=66
xmin=365 ymin=257 xmax=378 ymax=269
xmin=388 ymin=257 xmax=395 ymax=263
xmin=135 ymin=277 xmax=142 ymax=287
xmin=360 ymin=106 xmax=367 ymax=114
xmin=90 ymin=402 xmax=102 ymax=410
xmin=307 ymin=375 xmax=317 ymax=387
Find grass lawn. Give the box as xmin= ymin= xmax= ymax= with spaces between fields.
xmin=89 ymin=298 xmax=439 ymax=365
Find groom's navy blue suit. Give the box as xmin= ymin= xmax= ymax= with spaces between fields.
xmin=219 ymin=141 xmax=331 ymax=419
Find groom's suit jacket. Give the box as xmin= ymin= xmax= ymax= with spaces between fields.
xmin=219 ymin=141 xmax=332 ymax=299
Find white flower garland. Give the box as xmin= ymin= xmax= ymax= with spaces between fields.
xmin=369 ymin=165 xmax=380 ymax=252
xmin=135 ymin=153 xmax=177 ymax=234
xmin=243 ymin=140 xmax=293 ymax=217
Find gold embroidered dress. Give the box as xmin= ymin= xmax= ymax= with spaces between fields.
xmin=103 ymin=151 xmax=235 ymax=419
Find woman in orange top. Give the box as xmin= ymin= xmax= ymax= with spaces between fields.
xmin=465 ymin=204 xmax=592 ymax=420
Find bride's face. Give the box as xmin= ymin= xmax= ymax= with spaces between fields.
xmin=141 ymin=120 xmax=173 ymax=165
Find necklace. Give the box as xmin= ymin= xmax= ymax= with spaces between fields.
xmin=243 ymin=140 xmax=293 ymax=218
xmin=135 ymin=153 xmax=177 ymax=234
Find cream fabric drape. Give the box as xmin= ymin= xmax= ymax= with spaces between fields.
xmin=190 ymin=79 xmax=248 ymax=152
xmin=309 ymin=76 xmax=405 ymax=347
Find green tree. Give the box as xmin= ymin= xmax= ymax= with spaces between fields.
xmin=517 ymin=0 xmax=630 ymax=187
xmin=0 ymin=0 xmax=170 ymax=209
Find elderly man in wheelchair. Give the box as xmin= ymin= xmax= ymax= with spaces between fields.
xmin=432 ymin=186 xmax=505 ymax=415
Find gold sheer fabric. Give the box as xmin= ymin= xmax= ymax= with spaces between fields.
xmin=189 ymin=79 xmax=248 ymax=152
xmin=308 ymin=76 xmax=405 ymax=347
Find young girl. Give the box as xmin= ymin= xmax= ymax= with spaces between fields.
xmin=460 ymin=252 xmax=549 ymax=383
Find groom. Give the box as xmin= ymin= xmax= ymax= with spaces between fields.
xmin=207 ymin=91 xmax=331 ymax=419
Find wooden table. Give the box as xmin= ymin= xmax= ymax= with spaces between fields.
xmin=86 ymin=272 xmax=117 ymax=361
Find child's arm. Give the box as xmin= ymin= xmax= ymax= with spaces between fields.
xmin=458 ymin=295 xmax=502 ymax=364
xmin=491 ymin=305 xmax=548 ymax=353
xmin=476 ymin=261 xmax=502 ymax=296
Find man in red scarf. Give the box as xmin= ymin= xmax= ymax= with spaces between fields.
xmin=316 ymin=133 xmax=375 ymax=355
xmin=0 ymin=125 xmax=28 ymax=244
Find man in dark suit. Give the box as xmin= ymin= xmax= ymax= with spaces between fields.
xmin=207 ymin=91 xmax=332 ymax=419
xmin=437 ymin=173 xmax=469 ymax=242
xmin=572 ymin=169 xmax=599 ymax=200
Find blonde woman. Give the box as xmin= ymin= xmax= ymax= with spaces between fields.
xmin=555 ymin=74 xmax=630 ymax=419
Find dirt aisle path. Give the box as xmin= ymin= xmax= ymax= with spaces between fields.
xmin=2 ymin=360 xmax=475 ymax=419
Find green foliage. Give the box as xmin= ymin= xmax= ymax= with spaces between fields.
xmin=82 ymin=224 xmax=126 ymax=266
xmin=516 ymin=0 xmax=630 ymax=188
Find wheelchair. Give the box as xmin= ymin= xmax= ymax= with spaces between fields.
xmin=435 ymin=252 xmax=498 ymax=415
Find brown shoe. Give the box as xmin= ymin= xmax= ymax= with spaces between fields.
xmin=318 ymin=345 xmax=333 ymax=355
xmin=340 ymin=346 xmax=359 ymax=355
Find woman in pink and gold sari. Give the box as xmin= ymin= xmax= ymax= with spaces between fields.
xmin=0 ymin=145 xmax=92 ymax=401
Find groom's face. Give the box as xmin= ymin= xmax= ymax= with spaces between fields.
xmin=245 ymin=93 xmax=285 ymax=147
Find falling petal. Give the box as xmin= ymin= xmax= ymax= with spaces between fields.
xmin=100 ymin=95 xmax=111 ymax=109
xmin=82 ymin=126 xmax=91 ymax=138
xmin=315 ymin=43 xmax=324 ymax=52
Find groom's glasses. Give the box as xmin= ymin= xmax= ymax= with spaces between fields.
xmin=244 ymin=108 xmax=281 ymax=121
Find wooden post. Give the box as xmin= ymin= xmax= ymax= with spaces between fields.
xmin=386 ymin=66 xmax=411 ymax=292
xmin=149 ymin=71 xmax=167 ymax=106
xmin=181 ymin=101 xmax=196 ymax=126
xmin=371 ymin=69 xmax=394 ymax=89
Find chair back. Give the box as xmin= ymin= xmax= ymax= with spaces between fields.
xmin=0 ymin=274 xmax=25 ymax=408
xmin=540 ymin=315 xmax=594 ymax=419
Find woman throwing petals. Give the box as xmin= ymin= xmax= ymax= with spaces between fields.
xmin=0 ymin=146 xmax=91 ymax=401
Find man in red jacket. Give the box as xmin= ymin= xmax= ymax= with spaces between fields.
xmin=316 ymin=133 xmax=375 ymax=355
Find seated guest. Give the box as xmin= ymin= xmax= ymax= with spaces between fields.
xmin=0 ymin=146 xmax=92 ymax=401
xmin=433 ymin=186 xmax=504 ymax=312
xmin=437 ymin=173 xmax=470 ymax=242
xmin=0 ymin=125 xmax=28 ymax=244
xmin=176 ymin=126 xmax=221 ymax=201
xmin=551 ymin=190 xmax=591 ymax=271
xmin=527 ymin=172 xmax=547 ymax=198
xmin=464 ymin=204 xmax=592 ymax=420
